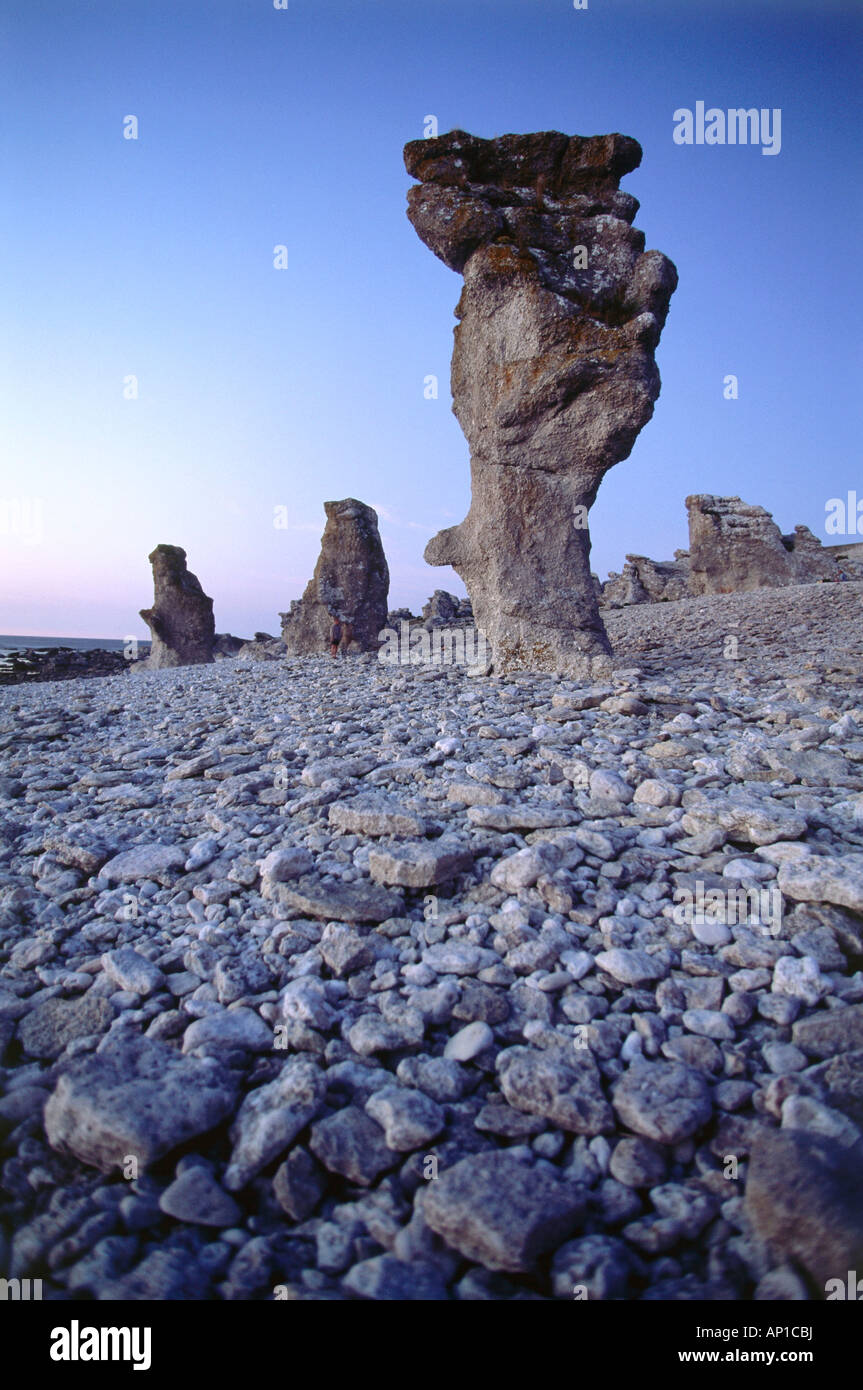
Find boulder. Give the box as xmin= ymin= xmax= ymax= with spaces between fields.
xmin=137 ymin=545 xmax=215 ymax=668
xmin=405 ymin=128 xmax=677 ymax=677
xmin=280 ymin=499 xmax=389 ymax=654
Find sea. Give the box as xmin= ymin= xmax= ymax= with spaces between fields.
xmin=0 ymin=636 xmax=139 ymax=656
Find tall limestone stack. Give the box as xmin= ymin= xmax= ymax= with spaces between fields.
xmin=404 ymin=129 xmax=677 ymax=676
xmin=280 ymin=499 xmax=389 ymax=654
xmin=137 ymin=545 xmax=215 ymax=668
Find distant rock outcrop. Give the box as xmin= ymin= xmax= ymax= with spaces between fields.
xmin=421 ymin=590 xmax=462 ymax=628
xmin=602 ymin=498 xmax=845 ymax=606
xmin=280 ymin=500 xmax=389 ymax=655
xmin=784 ymin=525 xmax=843 ymax=584
xmin=137 ymin=546 xmax=215 ymax=669
xmin=213 ymin=634 xmax=247 ymax=658
xmin=602 ymin=552 xmax=690 ymax=608
xmin=237 ymin=634 xmax=286 ymax=662
xmin=687 ymin=496 xmax=842 ymax=595
xmin=405 ymin=128 xmax=677 ymax=677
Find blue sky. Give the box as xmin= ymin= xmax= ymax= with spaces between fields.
xmin=1 ymin=0 xmax=860 ymax=638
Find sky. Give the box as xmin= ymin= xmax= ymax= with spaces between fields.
xmin=1 ymin=0 xmax=861 ymax=640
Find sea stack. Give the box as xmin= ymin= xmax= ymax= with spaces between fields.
xmin=280 ymin=499 xmax=390 ymax=655
xmin=138 ymin=545 xmax=215 ymax=668
xmin=404 ymin=128 xmax=677 ymax=677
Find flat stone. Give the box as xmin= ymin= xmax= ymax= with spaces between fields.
xmin=329 ymin=795 xmax=428 ymax=837
xmin=44 ymin=1033 xmax=237 ymax=1172
xmin=467 ymin=804 xmax=575 ymax=831
xmin=258 ymin=845 xmax=314 ymax=881
xmin=223 ymin=1057 xmax=327 ymax=1191
xmin=18 ymin=996 xmax=114 ymax=1061
xmin=165 ymin=751 xmax=219 ymax=780
xmin=596 ymin=948 xmax=666 ymax=986
xmin=270 ymin=875 xmax=403 ymax=923
xmin=365 ymin=1086 xmax=446 ymax=1151
xmin=42 ymin=830 xmax=114 ymax=874
xmin=101 ymin=947 xmax=165 ymax=997
xmin=680 ymin=793 xmax=806 ymax=847
xmin=422 ymin=1150 xmax=586 ymax=1273
xmin=308 ymin=1106 xmax=397 ymax=1186
xmin=778 ymin=854 xmax=863 ymax=916
xmin=368 ymin=838 xmax=474 ymax=888
xmin=682 ymin=1009 xmax=736 ymax=1041
xmin=496 ymin=1045 xmax=614 ymax=1135
xmin=347 ymin=1009 xmax=425 ymax=1055
xmin=100 ymin=844 xmax=187 ymax=884
xmin=182 ymin=1007 xmax=273 ymax=1054
xmin=159 ymin=1168 xmax=242 ymax=1227
xmin=612 ymin=1060 xmax=713 ymax=1145
xmin=422 ymin=942 xmax=497 ymax=976
xmin=792 ymin=1003 xmax=863 ymax=1059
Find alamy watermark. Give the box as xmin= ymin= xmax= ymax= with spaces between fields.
xmin=672 ymin=882 xmax=784 ymax=936
xmin=0 ymin=496 xmax=43 ymax=545
xmin=825 ymin=491 xmax=863 ymax=536
xmin=673 ymin=103 xmax=781 ymax=156
xmin=378 ymin=621 xmax=489 ymax=667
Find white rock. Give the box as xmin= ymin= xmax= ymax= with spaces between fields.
xmin=772 ymin=955 xmax=830 ymax=1006
xmin=444 ymin=1021 xmax=494 ymax=1061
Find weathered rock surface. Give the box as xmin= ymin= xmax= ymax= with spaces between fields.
xmin=137 ymin=545 xmax=215 ymax=668
xmin=687 ymin=496 xmax=840 ymax=595
xmin=405 ymin=128 xmax=677 ymax=677
xmin=280 ymin=499 xmax=389 ymax=654
xmin=602 ymin=552 xmax=690 ymax=607
xmin=422 ymin=1150 xmax=586 ymax=1272
xmin=44 ymin=1034 xmax=238 ymax=1172
xmin=604 ymin=500 xmax=841 ymax=608
xmin=745 ymin=1128 xmax=863 ymax=1291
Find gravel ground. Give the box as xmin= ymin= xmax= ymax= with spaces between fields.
xmin=1 ymin=582 xmax=862 ymax=1301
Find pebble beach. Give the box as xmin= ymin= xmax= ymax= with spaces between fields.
xmin=2 ymin=581 xmax=862 ymax=1301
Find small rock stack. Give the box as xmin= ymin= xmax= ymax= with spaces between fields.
xmin=137 ymin=545 xmax=215 ymax=669
xmin=280 ymin=500 xmax=389 ymax=655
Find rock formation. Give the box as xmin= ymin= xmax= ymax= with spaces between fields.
xmin=404 ymin=128 xmax=677 ymax=676
xmin=137 ymin=545 xmax=215 ymax=668
xmin=687 ymin=496 xmax=841 ymax=595
xmin=280 ymin=500 xmax=389 ymax=655
xmin=602 ymin=499 xmax=848 ymax=607
xmin=785 ymin=525 xmax=844 ymax=584
xmin=213 ymin=634 xmax=247 ymax=658
xmin=602 ymin=552 xmax=690 ymax=607
xmin=421 ymin=590 xmax=474 ymax=628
